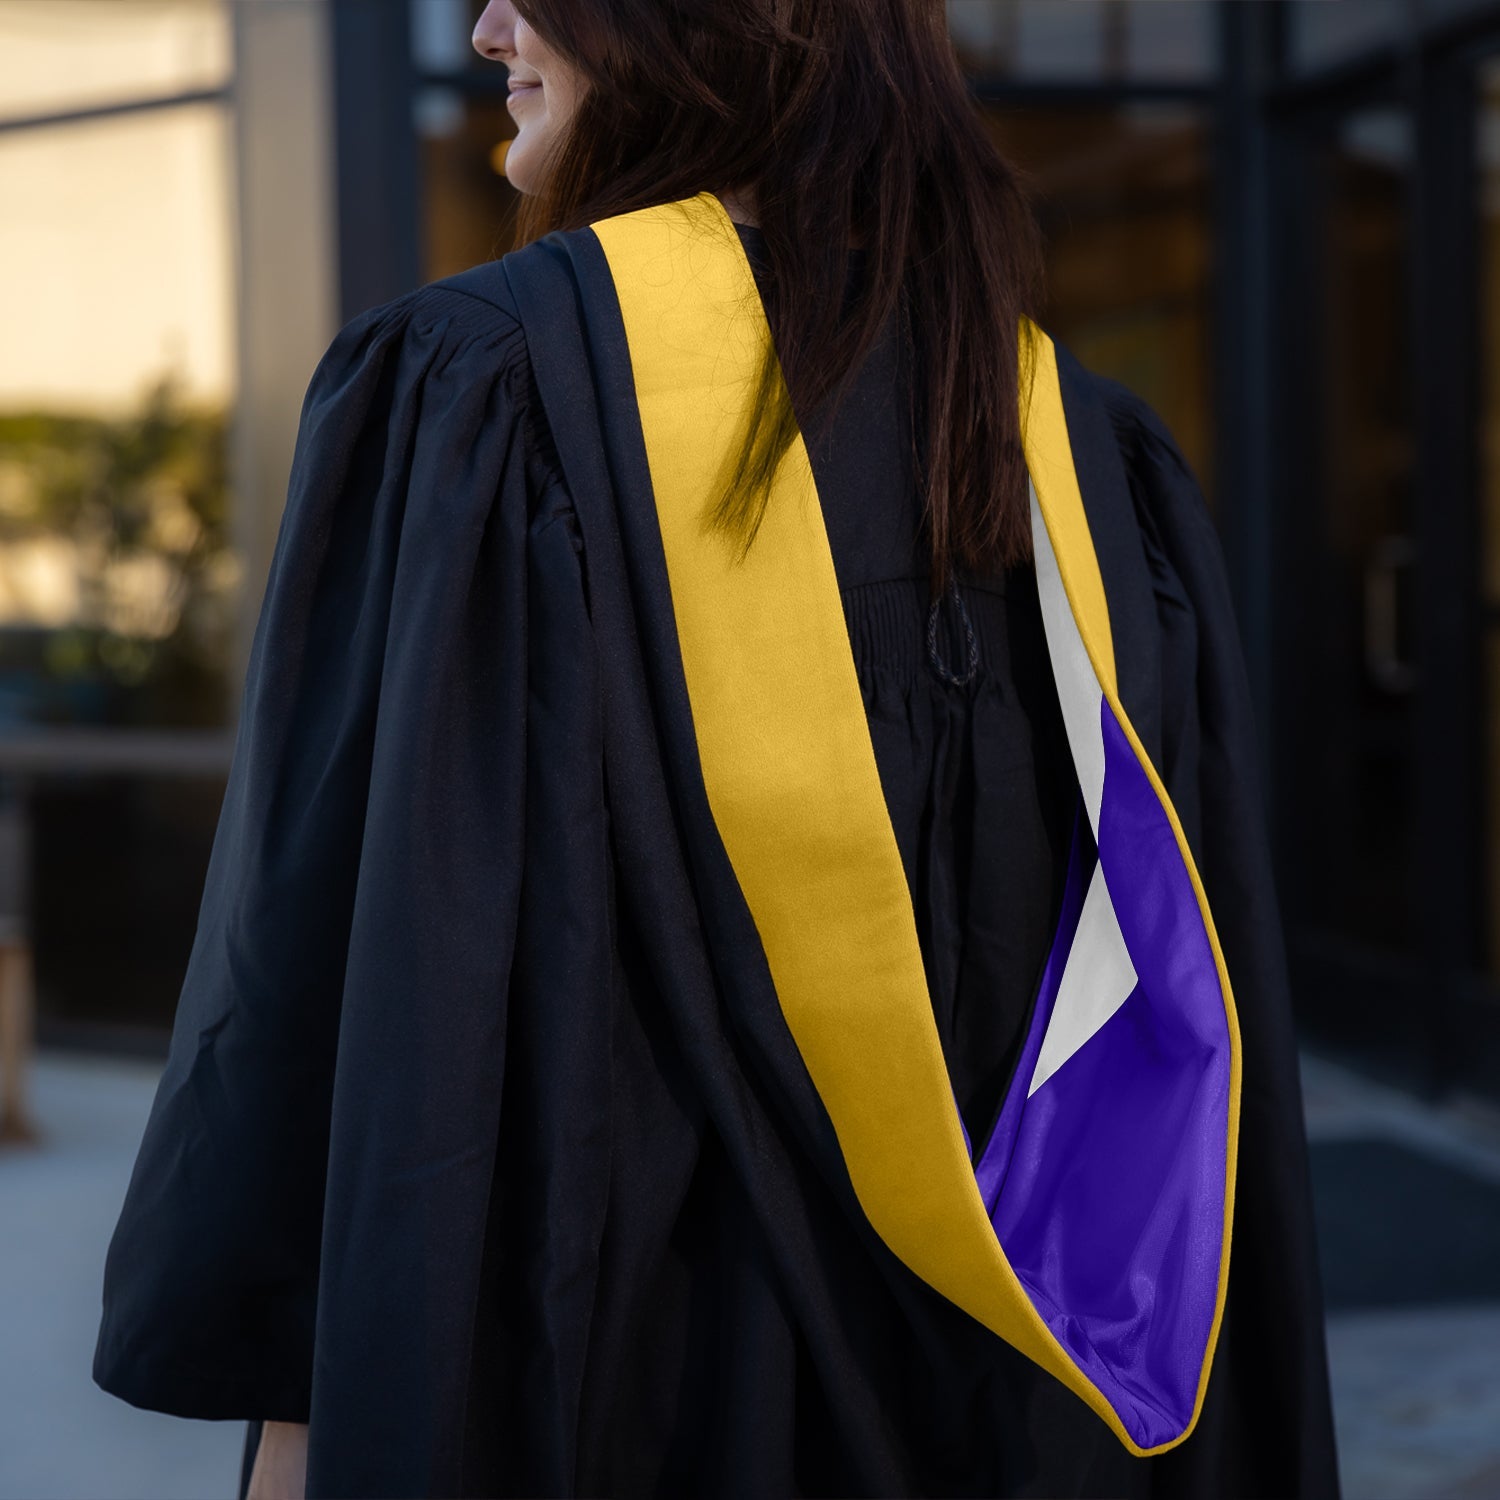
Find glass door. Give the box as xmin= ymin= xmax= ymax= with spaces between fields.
xmin=1468 ymin=54 xmax=1500 ymax=1086
xmin=1274 ymin=99 xmax=1432 ymax=1084
xmin=1277 ymin=50 xmax=1500 ymax=1102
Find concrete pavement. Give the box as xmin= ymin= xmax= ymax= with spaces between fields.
xmin=4 ymin=1048 xmax=1500 ymax=1499
xmin=0 ymin=1054 xmax=242 ymax=1500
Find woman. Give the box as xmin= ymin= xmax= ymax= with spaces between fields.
xmin=94 ymin=3 xmax=1340 ymax=1497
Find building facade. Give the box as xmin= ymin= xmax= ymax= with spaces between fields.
xmin=1 ymin=0 xmax=1497 ymax=1101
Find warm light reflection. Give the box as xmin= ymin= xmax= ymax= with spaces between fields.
xmin=0 ymin=536 xmax=80 ymax=626
xmin=0 ymin=104 xmax=235 ymax=413
xmin=0 ymin=0 xmax=230 ymax=124
xmin=0 ymin=0 xmax=238 ymax=728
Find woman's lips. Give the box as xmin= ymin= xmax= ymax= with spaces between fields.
xmin=507 ymin=81 xmax=541 ymax=101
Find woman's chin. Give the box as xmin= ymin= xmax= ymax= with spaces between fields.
xmin=503 ymin=139 xmax=541 ymax=196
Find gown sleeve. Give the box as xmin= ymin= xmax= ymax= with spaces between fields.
xmin=91 ymin=282 xmax=583 ymax=1431
xmin=1096 ymin=376 xmax=1342 ymax=1497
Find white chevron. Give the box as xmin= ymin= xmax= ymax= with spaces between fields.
xmin=1027 ymin=480 xmax=1139 ymax=1094
xmin=1029 ymin=482 xmax=1105 ymax=834
xmin=1028 ymin=861 xmax=1139 ymax=1096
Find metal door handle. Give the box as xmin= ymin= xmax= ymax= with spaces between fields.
xmin=1364 ymin=534 xmax=1416 ymax=694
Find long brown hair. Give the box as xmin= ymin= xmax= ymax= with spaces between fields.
xmin=510 ymin=0 xmax=1044 ymax=592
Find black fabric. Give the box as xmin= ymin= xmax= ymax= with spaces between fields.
xmin=96 ymin=221 xmax=1340 ymax=1500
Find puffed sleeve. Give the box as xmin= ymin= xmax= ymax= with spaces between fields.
xmin=1097 ymin=377 xmax=1342 ymax=1498
xmin=91 ymin=283 xmax=583 ymax=1434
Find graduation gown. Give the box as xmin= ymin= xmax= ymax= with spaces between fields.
xmin=93 ymin=194 xmax=1340 ymax=1499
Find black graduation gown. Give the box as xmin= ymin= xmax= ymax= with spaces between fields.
xmin=93 ymin=218 xmax=1340 ymax=1500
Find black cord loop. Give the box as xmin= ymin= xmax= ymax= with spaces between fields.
xmin=925 ymin=575 xmax=979 ymax=687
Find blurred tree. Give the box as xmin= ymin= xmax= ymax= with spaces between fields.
xmin=0 ymin=375 xmax=237 ymax=729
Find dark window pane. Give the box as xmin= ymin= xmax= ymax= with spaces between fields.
xmin=946 ymin=1 xmax=1213 ymax=84
xmin=418 ymin=91 xmax=518 ymax=279
xmin=1123 ymin=1 xmax=1216 ymax=83
xmin=410 ymin=0 xmax=474 ymax=74
xmin=1287 ymin=0 xmax=1403 ymax=73
xmin=1487 ymin=632 xmax=1500 ymax=983
xmin=1476 ymin=58 xmax=1500 ymax=982
xmin=410 ymin=0 xmax=497 ymax=78
xmin=32 ymin=770 xmax=227 ymax=1045
xmin=1295 ymin=106 xmax=1417 ymax=951
xmin=1421 ymin=0 xmax=1500 ymax=24
xmin=986 ymin=103 xmax=1215 ymax=504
